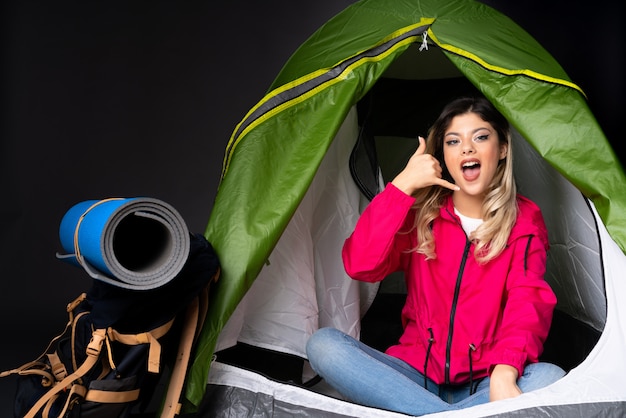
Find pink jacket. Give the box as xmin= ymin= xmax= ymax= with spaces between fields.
xmin=343 ymin=184 xmax=556 ymax=385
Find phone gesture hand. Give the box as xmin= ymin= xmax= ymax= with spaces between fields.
xmin=391 ymin=136 xmax=459 ymax=195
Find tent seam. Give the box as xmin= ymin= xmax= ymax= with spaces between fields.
xmin=220 ymin=19 xmax=435 ymax=179
xmin=426 ymin=28 xmax=586 ymax=96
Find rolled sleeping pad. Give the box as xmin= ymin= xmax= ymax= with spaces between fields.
xmin=57 ymin=197 xmax=190 ymax=290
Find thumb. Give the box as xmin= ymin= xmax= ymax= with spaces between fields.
xmin=415 ymin=136 xmax=426 ymax=155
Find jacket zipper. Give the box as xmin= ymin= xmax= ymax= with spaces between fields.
xmin=445 ymin=238 xmax=471 ymax=384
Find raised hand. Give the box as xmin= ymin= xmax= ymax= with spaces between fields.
xmin=391 ymin=136 xmax=459 ymax=195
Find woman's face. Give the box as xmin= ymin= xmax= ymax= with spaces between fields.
xmin=442 ymin=112 xmax=507 ymax=199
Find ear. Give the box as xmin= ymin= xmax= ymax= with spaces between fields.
xmin=499 ymin=142 xmax=508 ymax=160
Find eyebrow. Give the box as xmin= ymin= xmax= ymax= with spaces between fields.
xmin=444 ymin=127 xmax=492 ymax=137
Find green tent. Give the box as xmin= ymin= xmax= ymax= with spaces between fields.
xmin=185 ymin=0 xmax=626 ymax=416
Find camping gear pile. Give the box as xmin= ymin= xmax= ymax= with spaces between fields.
xmin=1 ymin=198 xmax=220 ymax=418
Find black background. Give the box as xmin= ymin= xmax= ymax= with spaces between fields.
xmin=1 ymin=0 xmax=624 ymax=414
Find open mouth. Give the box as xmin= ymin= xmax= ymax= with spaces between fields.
xmin=461 ymin=160 xmax=480 ymax=181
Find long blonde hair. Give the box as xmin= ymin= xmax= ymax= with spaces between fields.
xmin=412 ymin=97 xmax=517 ymax=264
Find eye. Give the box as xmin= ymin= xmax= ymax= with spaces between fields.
xmin=474 ymin=134 xmax=489 ymax=142
xmin=445 ymin=138 xmax=459 ymax=146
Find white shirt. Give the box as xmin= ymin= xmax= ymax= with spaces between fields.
xmin=454 ymin=207 xmax=483 ymax=236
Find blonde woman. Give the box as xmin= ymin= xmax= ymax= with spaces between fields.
xmin=306 ymin=97 xmax=565 ymax=416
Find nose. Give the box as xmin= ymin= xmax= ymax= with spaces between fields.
xmin=462 ymin=141 xmax=475 ymax=154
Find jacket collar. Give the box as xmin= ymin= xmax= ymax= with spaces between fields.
xmin=439 ymin=194 xmax=548 ymax=247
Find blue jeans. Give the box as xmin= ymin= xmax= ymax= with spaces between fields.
xmin=306 ymin=327 xmax=566 ymax=416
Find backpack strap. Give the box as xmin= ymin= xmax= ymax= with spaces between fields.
xmin=0 ymin=359 xmax=54 ymax=386
xmin=107 ymin=317 xmax=175 ymax=373
xmin=55 ymin=383 xmax=87 ymax=418
xmin=84 ymin=387 xmax=140 ymax=403
xmin=24 ymin=328 xmax=108 ymax=418
xmin=0 ymin=293 xmax=87 ymax=383
xmin=46 ymin=352 xmax=68 ymax=382
xmin=160 ymin=295 xmax=200 ymax=418
xmin=161 ymin=268 xmax=219 ymax=417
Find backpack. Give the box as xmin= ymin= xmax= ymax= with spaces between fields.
xmin=1 ymin=232 xmax=220 ymax=418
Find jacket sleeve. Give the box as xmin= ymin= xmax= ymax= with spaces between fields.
xmin=342 ymin=183 xmax=416 ymax=283
xmin=488 ymin=232 xmax=556 ymax=378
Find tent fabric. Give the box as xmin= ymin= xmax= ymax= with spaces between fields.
xmin=512 ymin=132 xmax=606 ymax=332
xmin=203 ymin=359 xmax=626 ymax=418
xmin=184 ymin=0 xmax=626 ymax=415
xmin=202 ymin=362 xmax=413 ymax=418
xmin=214 ymin=108 xmax=379 ymax=358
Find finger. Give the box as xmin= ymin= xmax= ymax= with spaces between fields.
xmin=415 ymin=136 xmax=426 ymax=155
xmin=438 ymin=178 xmax=460 ymax=191
xmin=434 ymin=162 xmax=442 ymax=177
